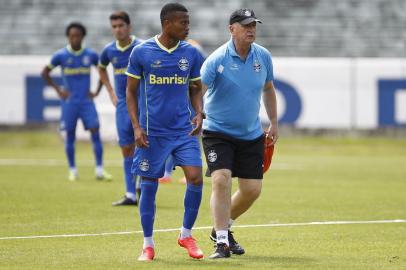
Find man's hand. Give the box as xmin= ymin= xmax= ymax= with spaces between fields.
xmin=88 ymin=91 xmax=99 ymax=99
xmin=57 ymin=88 xmax=70 ymax=100
xmin=134 ymin=127 xmax=149 ymax=148
xmin=108 ymin=92 xmax=118 ymax=107
xmin=189 ymin=113 xmax=204 ymax=136
xmin=266 ymin=124 xmax=279 ymax=145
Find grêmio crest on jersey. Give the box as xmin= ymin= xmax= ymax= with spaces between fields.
xmin=178 ymin=57 xmax=189 ymax=71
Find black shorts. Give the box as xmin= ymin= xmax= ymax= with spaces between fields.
xmin=202 ymin=130 xmax=264 ymax=179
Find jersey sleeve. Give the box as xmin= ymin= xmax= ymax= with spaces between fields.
xmin=99 ymin=47 xmax=110 ymax=68
xmin=190 ymin=48 xmax=204 ymax=81
xmin=200 ymin=53 xmax=219 ymax=87
xmin=265 ymin=51 xmax=274 ymax=82
xmin=91 ymin=51 xmax=99 ymax=66
xmin=125 ymin=47 xmax=142 ymax=79
xmin=48 ymin=52 xmax=62 ymax=69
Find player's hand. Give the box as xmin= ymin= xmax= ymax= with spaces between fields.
xmin=57 ymin=88 xmax=70 ymax=100
xmin=134 ymin=127 xmax=149 ymax=148
xmin=189 ymin=113 xmax=203 ymax=136
xmin=88 ymin=91 xmax=98 ymax=99
xmin=266 ymin=124 xmax=279 ymax=145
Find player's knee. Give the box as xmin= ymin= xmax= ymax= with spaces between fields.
xmin=212 ymin=169 xmax=232 ymax=190
xmin=66 ymin=130 xmax=76 ymax=144
xmin=121 ymin=144 xmax=135 ymax=157
xmin=241 ymin=183 xmax=262 ymax=200
xmin=89 ymin=127 xmax=99 ymax=134
xmin=185 ymin=173 xmax=203 ymax=186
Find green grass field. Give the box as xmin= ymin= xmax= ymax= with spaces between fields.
xmin=0 ymin=130 xmax=405 ymax=269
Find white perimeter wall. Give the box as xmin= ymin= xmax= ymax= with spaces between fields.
xmin=1 ymin=56 xmax=405 ymax=140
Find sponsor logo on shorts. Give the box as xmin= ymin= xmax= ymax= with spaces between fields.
xmin=139 ymin=159 xmax=150 ymax=172
xmin=207 ymin=150 xmax=217 ymax=163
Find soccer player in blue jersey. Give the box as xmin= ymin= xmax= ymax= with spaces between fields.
xmin=158 ymin=39 xmax=208 ymax=185
xmin=201 ymin=9 xmax=279 ymax=259
xmin=126 ymin=3 xmax=205 ymax=261
xmin=41 ymin=22 xmax=112 ymax=181
xmin=98 ymin=11 xmax=143 ymax=206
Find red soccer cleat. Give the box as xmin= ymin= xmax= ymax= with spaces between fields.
xmin=138 ymin=246 xmax=155 ymax=261
xmin=178 ymin=236 xmax=204 ymax=259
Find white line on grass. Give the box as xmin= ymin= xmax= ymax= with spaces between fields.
xmin=1 ymin=219 xmax=404 ymax=241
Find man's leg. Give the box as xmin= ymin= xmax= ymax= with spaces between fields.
xmin=65 ymin=129 xmax=77 ymax=181
xmin=169 ymin=135 xmax=204 ymax=258
xmin=208 ymin=169 xmax=233 ymax=258
xmin=158 ymin=155 xmax=174 ymax=183
xmin=230 ymin=178 xmax=262 ymax=220
xmin=181 ymin=166 xmax=203 ymax=234
xmin=112 ymin=143 xmax=138 ymax=206
xmin=138 ymin=177 xmax=158 ymax=261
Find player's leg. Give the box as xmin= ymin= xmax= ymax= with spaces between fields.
xmin=202 ymin=132 xmax=235 ymax=258
xmin=231 ymin=179 xmax=262 ymax=221
xmin=65 ymin=129 xmax=77 ymax=180
xmin=132 ymin=136 xmax=171 ymax=261
xmin=81 ymin=102 xmax=112 ymax=180
xmin=226 ymin=134 xmax=265 ymax=255
xmin=62 ymin=102 xmax=79 ymax=181
xmin=209 ymin=169 xmax=232 ymax=258
xmin=112 ymin=109 xmax=138 ymax=205
xmin=112 ymin=143 xmax=138 ymax=206
xmin=137 ymin=177 xmax=158 ymax=261
xmin=172 ymin=135 xmax=204 ymax=259
xmin=158 ymin=155 xmax=174 ymax=183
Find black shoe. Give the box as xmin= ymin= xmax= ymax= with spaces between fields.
xmin=210 ymin=228 xmax=245 ymax=255
xmin=209 ymin=243 xmax=231 ymax=259
xmin=112 ymin=196 xmax=137 ymax=206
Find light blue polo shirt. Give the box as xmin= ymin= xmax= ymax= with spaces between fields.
xmin=201 ymin=39 xmax=274 ymax=140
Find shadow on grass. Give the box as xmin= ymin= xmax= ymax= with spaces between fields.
xmin=154 ymin=254 xmax=316 ymax=269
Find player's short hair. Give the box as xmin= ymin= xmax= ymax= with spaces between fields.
xmin=65 ymin=22 xmax=86 ymax=37
xmin=109 ymin=11 xmax=131 ymax=25
xmin=160 ymin=3 xmax=188 ymax=25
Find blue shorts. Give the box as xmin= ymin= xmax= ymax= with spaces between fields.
xmin=60 ymin=100 xmax=100 ymax=131
xmin=132 ymin=134 xmax=202 ymax=179
xmin=116 ymin=104 xmax=135 ymax=146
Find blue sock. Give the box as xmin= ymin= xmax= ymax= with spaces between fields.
xmin=124 ymin=157 xmax=136 ymax=194
xmin=90 ymin=131 xmax=103 ymax=167
xmin=183 ymin=183 xmax=203 ymax=229
xmin=65 ymin=130 xmax=75 ymax=168
xmin=139 ymin=179 xmax=158 ymax=237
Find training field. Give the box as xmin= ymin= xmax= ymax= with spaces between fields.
xmin=0 ymin=130 xmax=405 ymax=269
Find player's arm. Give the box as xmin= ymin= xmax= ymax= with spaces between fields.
xmin=189 ymin=79 xmax=204 ymax=136
xmin=41 ymin=66 xmax=69 ymax=99
xmin=98 ymin=66 xmax=117 ymax=106
xmin=126 ymin=76 xmax=148 ymax=147
xmin=263 ymin=81 xmax=279 ymax=145
xmin=89 ymin=79 xmax=103 ymax=99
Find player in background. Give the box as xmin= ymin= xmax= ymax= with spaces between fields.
xmin=98 ymin=11 xmax=143 ymax=206
xmin=41 ymin=22 xmax=112 ymax=181
xmin=158 ymin=38 xmax=208 ymax=185
xmin=126 ymin=3 xmax=205 ymax=261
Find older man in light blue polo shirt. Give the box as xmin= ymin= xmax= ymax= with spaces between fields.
xmin=201 ymin=8 xmax=279 ymax=259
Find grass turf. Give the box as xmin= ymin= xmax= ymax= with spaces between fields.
xmin=0 ymin=130 xmax=405 ymax=269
